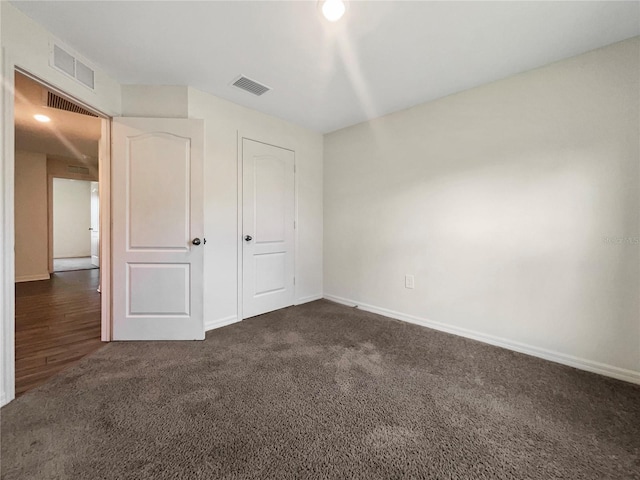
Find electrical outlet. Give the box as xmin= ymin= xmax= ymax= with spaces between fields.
xmin=405 ymin=275 xmax=415 ymax=289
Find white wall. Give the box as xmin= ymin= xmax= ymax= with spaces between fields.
xmin=53 ymin=178 xmax=91 ymax=258
xmin=117 ymin=85 xmax=324 ymax=329
xmin=14 ymin=151 xmax=49 ymax=281
xmin=121 ymin=85 xmax=188 ymax=118
xmin=1 ymin=3 xmax=121 ymax=116
xmin=324 ymin=38 xmax=640 ymax=383
xmin=188 ymin=88 xmax=323 ymax=329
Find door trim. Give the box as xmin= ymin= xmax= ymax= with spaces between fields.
xmin=236 ymin=134 xmax=297 ymax=321
xmin=99 ymin=119 xmax=112 ymax=342
xmin=2 ymin=54 xmax=17 ymax=405
xmin=1 ymin=62 xmax=112 ymax=405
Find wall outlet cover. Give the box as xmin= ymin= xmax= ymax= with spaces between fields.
xmin=405 ymin=275 xmax=415 ymax=289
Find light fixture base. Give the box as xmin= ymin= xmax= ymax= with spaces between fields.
xmin=318 ymin=0 xmax=347 ymax=22
xmin=34 ymin=114 xmax=51 ymax=123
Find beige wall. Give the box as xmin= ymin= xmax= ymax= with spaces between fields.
xmin=14 ymin=154 xmax=98 ymax=278
xmin=53 ymin=178 xmax=91 ymax=258
xmin=14 ymin=151 xmax=48 ymax=282
xmin=47 ymin=155 xmax=98 ymax=181
xmin=324 ymin=38 xmax=640 ymax=382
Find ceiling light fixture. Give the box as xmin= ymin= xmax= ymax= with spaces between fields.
xmin=320 ymin=0 xmax=346 ymax=22
xmin=33 ymin=114 xmax=51 ymax=123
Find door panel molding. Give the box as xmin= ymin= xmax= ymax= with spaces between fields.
xmin=126 ymin=132 xmax=191 ymax=251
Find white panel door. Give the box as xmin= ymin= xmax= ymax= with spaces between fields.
xmin=90 ymin=181 xmax=100 ymax=267
xmin=242 ymin=139 xmax=295 ymax=319
xmin=112 ymin=118 xmax=204 ymax=340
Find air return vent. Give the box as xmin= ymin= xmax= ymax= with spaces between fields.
xmin=75 ymin=60 xmax=95 ymax=89
xmin=53 ymin=45 xmax=75 ymax=77
xmin=50 ymin=43 xmax=96 ymax=90
xmin=68 ymin=165 xmax=90 ymax=175
xmin=231 ymin=75 xmax=271 ymax=96
xmin=47 ymin=92 xmax=98 ymax=117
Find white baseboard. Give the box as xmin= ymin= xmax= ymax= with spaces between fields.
xmin=15 ymin=273 xmax=50 ymax=283
xmin=323 ymin=293 xmax=640 ymax=385
xmin=296 ymin=294 xmax=323 ymax=305
xmin=205 ymin=315 xmax=239 ymax=332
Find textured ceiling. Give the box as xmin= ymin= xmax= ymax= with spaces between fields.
xmin=12 ymin=1 xmax=640 ymax=133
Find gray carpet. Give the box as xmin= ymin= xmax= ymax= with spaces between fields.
xmin=2 ymin=300 xmax=639 ymax=479
xmin=53 ymin=257 xmax=99 ymax=272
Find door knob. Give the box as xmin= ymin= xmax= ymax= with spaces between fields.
xmin=244 ymin=235 xmax=253 ymax=242
xmin=192 ymin=238 xmax=201 ymax=246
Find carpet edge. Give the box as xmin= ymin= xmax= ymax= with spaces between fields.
xmin=323 ymin=293 xmax=640 ymax=385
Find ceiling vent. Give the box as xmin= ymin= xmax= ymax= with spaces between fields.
xmin=231 ymin=75 xmax=271 ymax=96
xmin=47 ymin=91 xmax=98 ymax=117
xmin=50 ymin=43 xmax=95 ymax=90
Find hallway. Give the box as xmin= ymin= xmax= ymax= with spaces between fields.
xmin=15 ymin=269 xmax=103 ymax=396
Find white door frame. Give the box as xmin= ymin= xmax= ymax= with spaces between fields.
xmin=1 ymin=62 xmax=112 ymax=405
xmin=236 ymin=134 xmax=298 ymax=321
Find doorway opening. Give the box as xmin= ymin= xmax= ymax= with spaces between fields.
xmin=13 ymin=70 xmax=109 ymax=396
xmin=51 ymin=178 xmax=100 ymax=273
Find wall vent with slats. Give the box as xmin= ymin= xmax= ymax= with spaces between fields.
xmin=47 ymin=92 xmax=98 ymax=117
xmin=231 ymin=75 xmax=271 ymax=96
xmin=50 ymin=43 xmax=95 ymax=90
xmin=68 ymin=165 xmax=90 ymax=175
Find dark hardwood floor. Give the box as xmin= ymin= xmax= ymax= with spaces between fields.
xmin=15 ymin=269 xmax=103 ymax=396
